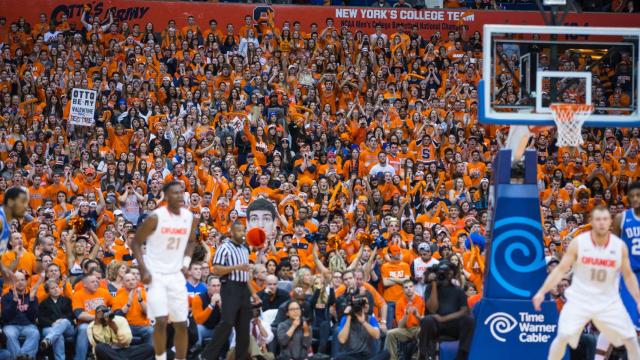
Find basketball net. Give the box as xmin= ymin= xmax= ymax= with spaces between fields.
xmin=549 ymin=104 xmax=594 ymax=147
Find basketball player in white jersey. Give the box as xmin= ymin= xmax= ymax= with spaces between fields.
xmin=132 ymin=181 xmax=198 ymax=360
xmin=533 ymin=206 xmax=640 ymax=360
xmin=594 ymin=181 xmax=640 ymax=360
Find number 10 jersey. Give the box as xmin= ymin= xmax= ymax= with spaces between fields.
xmin=565 ymin=231 xmax=623 ymax=306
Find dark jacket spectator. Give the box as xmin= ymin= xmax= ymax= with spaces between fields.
xmin=259 ymin=288 xmax=291 ymax=311
xmin=1 ymin=271 xmax=41 ymax=359
xmin=38 ymin=292 xmax=74 ymax=328
xmin=276 ymin=301 xmax=313 ymax=360
xmin=39 ymin=279 xmax=76 ymax=360
xmin=1 ymin=290 xmax=38 ymax=326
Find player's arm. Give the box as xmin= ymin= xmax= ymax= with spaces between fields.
xmin=0 ymin=220 xmax=15 ymax=284
xmin=532 ymin=237 xmax=578 ymax=310
xmin=181 ymin=216 xmax=199 ymax=273
xmin=621 ymin=245 xmax=640 ymax=306
xmin=612 ymin=212 xmax=623 ymax=237
xmin=131 ymin=213 xmax=158 ymax=284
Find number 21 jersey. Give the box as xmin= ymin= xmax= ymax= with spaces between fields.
xmin=621 ymin=209 xmax=640 ymax=271
xmin=145 ymin=206 xmax=193 ymax=274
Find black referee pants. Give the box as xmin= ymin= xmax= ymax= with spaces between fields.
xmin=203 ymin=281 xmax=251 ymax=360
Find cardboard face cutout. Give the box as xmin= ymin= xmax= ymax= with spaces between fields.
xmin=246 ymin=198 xmax=278 ymax=245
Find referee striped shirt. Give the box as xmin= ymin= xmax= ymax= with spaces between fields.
xmin=212 ymin=239 xmax=250 ymax=283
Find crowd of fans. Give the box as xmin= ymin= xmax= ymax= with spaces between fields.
xmin=0 ymin=3 xmax=636 ymax=360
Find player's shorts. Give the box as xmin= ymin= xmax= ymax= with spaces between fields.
xmin=558 ymin=298 xmax=636 ymax=349
xmin=620 ymin=271 xmax=640 ymax=330
xmin=146 ymin=271 xmax=188 ymax=323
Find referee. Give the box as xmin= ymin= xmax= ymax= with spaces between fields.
xmin=204 ymin=220 xmax=259 ymax=360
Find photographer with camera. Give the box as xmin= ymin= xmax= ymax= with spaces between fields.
xmin=419 ymin=262 xmax=475 ymax=360
xmin=87 ymin=305 xmax=154 ymax=360
xmin=336 ymin=271 xmax=374 ymax=318
xmin=336 ymin=295 xmax=390 ymax=360
xmin=333 ymin=271 xmax=376 ymax=356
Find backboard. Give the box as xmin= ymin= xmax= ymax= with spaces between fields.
xmin=480 ymin=24 xmax=640 ymax=127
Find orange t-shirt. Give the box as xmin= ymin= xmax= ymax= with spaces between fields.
xmin=72 ymin=287 xmax=113 ymax=321
xmin=466 ymin=162 xmax=487 ymax=187
xmin=395 ymin=293 xmax=425 ymax=328
xmin=106 ymin=127 xmax=133 ymax=157
xmin=1 ymin=250 xmax=37 ymax=294
xmin=28 ymin=185 xmax=48 ymax=209
xmin=1 ymin=250 xmax=37 ymax=276
xmin=291 ymin=236 xmax=313 ymax=263
xmin=540 ymin=188 xmax=570 ymax=203
xmin=73 ymin=279 xmax=110 ymax=292
xmin=112 ymin=287 xmax=150 ymax=326
xmin=113 ymin=239 xmax=134 ymax=265
xmin=380 ymin=261 xmax=411 ymax=302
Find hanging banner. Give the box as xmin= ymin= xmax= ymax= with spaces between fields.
xmin=69 ymin=88 xmax=97 ymax=126
xmin=1 ymin=0 xmax=639 ymax=37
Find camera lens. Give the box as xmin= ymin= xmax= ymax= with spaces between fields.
xmin=105 ymin=311 xmax=115 ymax=320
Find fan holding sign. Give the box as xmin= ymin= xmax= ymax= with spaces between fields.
xmin=69 ymin=88 xmax=97 ymax=127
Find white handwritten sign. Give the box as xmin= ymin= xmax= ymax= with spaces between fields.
xmin=69 ymin=88 xmax=97 ymax=126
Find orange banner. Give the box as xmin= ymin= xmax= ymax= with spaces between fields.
xmin=1 ymin=0 xmax=639 ymax=36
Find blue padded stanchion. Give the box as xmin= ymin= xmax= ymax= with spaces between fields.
xmin=468 ymin=149 xmax=566 ymax=360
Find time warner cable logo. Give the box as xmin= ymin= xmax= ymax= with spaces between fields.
xmin=484 ymin=312 xmax=517 ymax=342
xmin=485 ymin=312 xmax=557 ymax=343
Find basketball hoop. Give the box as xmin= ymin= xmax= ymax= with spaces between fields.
xmin=549 ymin=104 xmax=594 ymax=147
